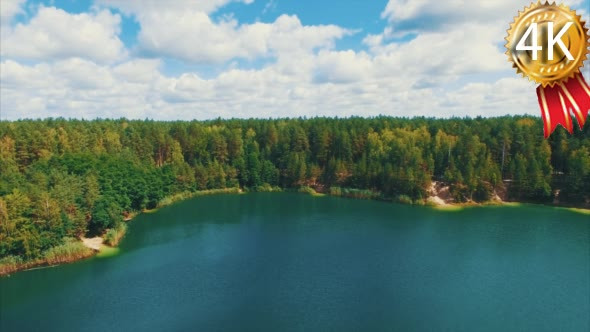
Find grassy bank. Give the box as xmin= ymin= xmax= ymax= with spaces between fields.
xmin=44 ymin=240 xmax=94 ymax=265
xmin=0 ymin=239 xmax=94 ymax=276
xmin=301 ymin=185 xmax=590 ymax=214
xmin=157 ymin=187 xmax=242 ymax=209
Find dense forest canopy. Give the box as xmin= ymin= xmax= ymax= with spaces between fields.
xmin=0 ymin=116 xmax=589 ymax=263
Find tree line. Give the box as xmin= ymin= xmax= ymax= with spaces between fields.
xmin=0 ymin=116 xmax=589 ymax=262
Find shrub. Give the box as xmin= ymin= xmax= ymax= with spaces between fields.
xmin=254 ymin=183 xmax=282 ymax=192
xmin=329 ymin=187 xmax=343 ymax=196
xmin=298 ymin=186 xmax=317 ymax=195
xmin=91 ymin=198 xmax=123 ymax=234
xmin=104 ymin=222 xmax=128 ymax=246
xmin=330 ymin=187 xmax=380 ymax=200
xmin=396 ymin=195 xmax=413 ymax=205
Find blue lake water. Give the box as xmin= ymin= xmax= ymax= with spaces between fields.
xmin=1 ymin=193 xmax=589 ymax=331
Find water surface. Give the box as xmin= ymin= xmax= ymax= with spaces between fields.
xmin=1 ymin=193 xmax=589 ymax=331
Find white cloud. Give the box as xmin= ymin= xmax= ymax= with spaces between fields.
xmin=0 ymin=52 xmax=537 ymax=121
xmin=113 ymin=59 xmax=161 ymax=83
xmin=367 ymin=22 xmax=507 ymax=80
xmin=1 ymin=0 xmax=579 ymax=121
xmin=0 ymin=0 xmax=26 ymax=24
xmin=363 ymin=0 xmax=589 ymax=86
xmin=442 ymin=78 xmax=537 ymax=117
xmin=121 ymin=10 xmax=348 ymax=63
xmin=381 ymin=0 xmax=586 ymax=33
xmin=313 ymin=50 xmax=373 ymax=83
xmin=266 ymin=15 xmax=348 ymax=57
xmin=1 ymin=58 xmax=163 ymax=119
xmin=135 ymin=11 xmax=274 ymax=63
xmin=1 ymin=6 xmax=126 ymax=63
xmin=382 ymin=0 xmax=514 ymax=23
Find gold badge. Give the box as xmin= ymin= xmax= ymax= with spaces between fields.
xmin=505 ymin=1 xmax=590 ymax=138
xmin=505 ymin=2 xmax=589 ymax=87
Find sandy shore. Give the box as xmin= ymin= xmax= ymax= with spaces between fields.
xmin=81 ymin=236 xmax=104 ymax=251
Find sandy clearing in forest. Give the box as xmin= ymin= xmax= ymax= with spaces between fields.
xmin=428 ymin=196 xmax=448 ymax=206
xmin=81 ymin=236 xmax=104 ymax=251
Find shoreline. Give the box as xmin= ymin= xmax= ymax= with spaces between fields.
xmin=0 ymin=188 xmax=243 ymax=277
xmin=0 ymin=242 xmax=96 ymax=276
xmin=2 ymin=187 xmax=588 ymax=277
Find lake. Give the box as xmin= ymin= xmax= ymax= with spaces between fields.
xmin=1 ymin=193 xmax=589 ymax=331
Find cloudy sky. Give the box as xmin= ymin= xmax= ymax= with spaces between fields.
xmin=1 ymin=0 xmax=589 ymax=120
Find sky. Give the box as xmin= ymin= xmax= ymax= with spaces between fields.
xmin=0 ymin=0 xmax=589 ymax=120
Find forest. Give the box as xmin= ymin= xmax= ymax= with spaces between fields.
xmin=0 ymin=116 xmax=589 ymax=268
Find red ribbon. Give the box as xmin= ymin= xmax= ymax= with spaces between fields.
xmin=536 ymin=73 xmax=590 ymax=138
